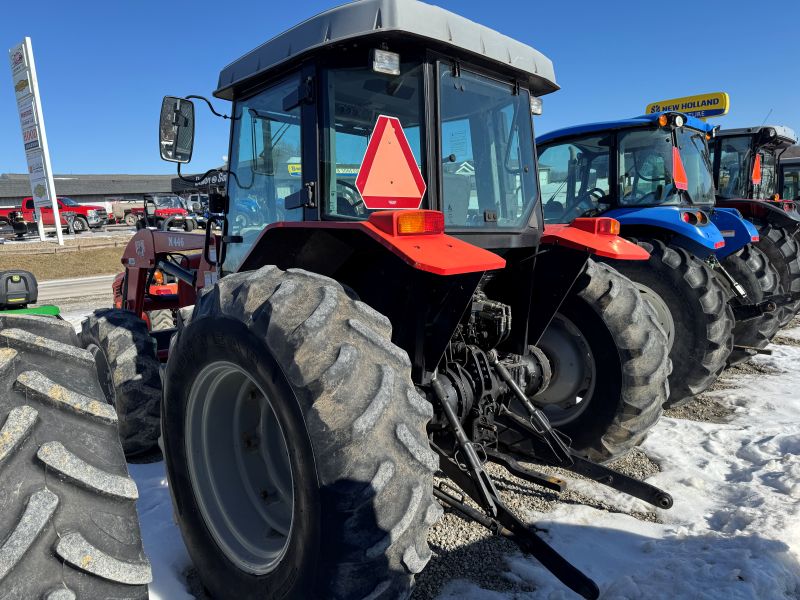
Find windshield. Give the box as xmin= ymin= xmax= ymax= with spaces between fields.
xmin=675 ymin=128 xmax=714 ymax=205
xmin=439 ymin=65 xmax=538 ymax=229
xmin=60 ymin=197 xmax=79 ymax=207
xmin=154 ymin=195 xmax=182 ymax=208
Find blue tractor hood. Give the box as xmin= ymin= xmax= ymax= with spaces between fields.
xmin=604 ymin=206 xmax=724 ymax=258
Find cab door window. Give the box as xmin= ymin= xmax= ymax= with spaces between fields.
xmin=224 ymin=75 xmax=304 ymax=272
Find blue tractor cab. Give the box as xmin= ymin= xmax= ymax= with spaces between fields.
xmin=537 ymin=112 xmax=782 ymax=403
xmin=537 ymin=112 xmax=759 ymax=258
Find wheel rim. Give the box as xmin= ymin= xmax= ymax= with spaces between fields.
xmin=73 ymin=219 xmax=85 ymax=231
xmin=533 ymin=314 xmax=597 ymax=426
xmin=637 ymin=283 xmax=675 ymax=350
xmin=186 ymin=361 xmax=294 ymax=575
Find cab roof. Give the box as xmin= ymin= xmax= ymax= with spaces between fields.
xmin=214 ymin=0 xmax=557 ymax=100
xmin=716 ymin=125 xmax=797 ymax=145
xmin=536 ymin=112 xmax=712 ymax=146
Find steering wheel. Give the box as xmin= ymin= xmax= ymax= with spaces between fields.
xmin=562 ymin=187 xmax=608 ymax=221
xmin=336 ymin=179 xmax=366 ymax=217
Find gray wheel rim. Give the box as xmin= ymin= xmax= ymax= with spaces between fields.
xmin=185 ymin=361 xmax=294 ymax=575
xmin=637 ymin=283 xmax=675 ymax=350
xmin=73 ymin=219 xmax=85 ymax=231
xmin=533 ymin=314 xmax=597 ymax=427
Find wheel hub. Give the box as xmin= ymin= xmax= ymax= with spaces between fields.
xmin=533 ymin=314 xmax=596 ymax=426
xmin=185 ymin=361 xmax=295 ymax=575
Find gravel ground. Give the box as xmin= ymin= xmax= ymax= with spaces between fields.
xmin=414 ymin=447 xmax=662 ymax=599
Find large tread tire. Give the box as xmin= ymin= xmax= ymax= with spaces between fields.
xmin=720 ymin=245 xmax=782 ymax=366
xmin=0 ymin=315 xmax=150 ymax=599
xmin=754 ymin=223 xmax=800 ymax=326
xmin=163 ymin=266 xmax=441 ymax=599
xmin=607 ymin=239 xmax=734 ymax=408
xmin=147 ymin=309 xmax=175 ymax=332
xmin=80 ymin=309 xmax=162 ymax=457
xmin=530 ymin=260 xmax=670 ymax=463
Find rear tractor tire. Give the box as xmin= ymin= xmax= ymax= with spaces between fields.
xmin=530 ymin=260 xmax=670 ymax=463
xmin=718 ymin=245 xmax=781 ymax=366
xmin=0 ymin=314 xmax=150 ymax=598
xmin=162 ymin=266 xmax=441 ymax=599
xmin=80 ymin=309 xmax=162 ymax=457
xmin=607 ymin=239 xmax=734 ymax=409
xmin=754 ymin=223 xmax=800 ymax=326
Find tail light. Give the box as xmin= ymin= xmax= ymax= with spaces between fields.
xmin=572 ymin=217 xmax=621 ymax=236
xmin=714 ymin=240 xmax=725 ymax=249
xmin=369 ymin=210 xmax=445 ymax=236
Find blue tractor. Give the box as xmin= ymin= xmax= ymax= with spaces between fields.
xmin=537 ymin=112 xmax=782 ymax=408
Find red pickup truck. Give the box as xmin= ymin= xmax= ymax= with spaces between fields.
xmin=0 ymin=197 xmax=108 ymax=233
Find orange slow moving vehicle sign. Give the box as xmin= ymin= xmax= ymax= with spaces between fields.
xmin=355 ymin=115 xmax=426 ymax=210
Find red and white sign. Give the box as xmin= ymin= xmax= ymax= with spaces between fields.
xmin=9 ymin=38 xmax=62 ymax=242
xmin=355 ymin=115 xmax=426 ymax=210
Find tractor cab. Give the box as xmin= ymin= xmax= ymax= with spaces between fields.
xmin=535 ymin=112 xmax=758 ymax=259
xmin=538 ymin=112 xmax=715 ymax=222
xmin=162 ymin=5 xmax=556 ymax=274
xmin=711 ymin=126 xmax=800 ymax=225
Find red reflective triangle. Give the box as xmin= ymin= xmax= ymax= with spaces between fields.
xmin=672 ymin=146 xmax=688 ymax=191
xmin=355 ymin=115 xmax=426 ymax=210
xmin=751 ymin=153 xmax=762 ymax=186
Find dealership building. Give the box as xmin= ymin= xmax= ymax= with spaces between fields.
xmin=0 ymin=171 xmax=226 ymax=209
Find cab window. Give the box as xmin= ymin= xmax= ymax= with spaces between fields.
xmin=224 ymin=75 xmax=304 ymax=272
xmin=320 ymin=62 xmax=425 ymax=219
xmin=537 ymin=136 xmax=610 ymax=224
xmin=438 ymin=65 xmax=538 ymax=229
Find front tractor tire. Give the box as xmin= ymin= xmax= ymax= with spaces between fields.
xmin=80 ymin=309 xmax=162 ymax=457
xmin=532 ymin=260 xmax=670 ymax=463
xmin=162 ymin=266 xmax=441 ymax=599
xmin=608 ymin=239 xmax=734 ymax=408
xmin=0 ymin=314 xmax=150 ymax=598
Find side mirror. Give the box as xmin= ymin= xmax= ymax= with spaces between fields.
xmin=159 ymin=96 xmax=195 ymax=163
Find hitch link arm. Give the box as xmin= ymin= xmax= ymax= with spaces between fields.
xmin=496 ymin=407 xmax=673 ymax=509
xmin=431 ymin=375 xmax=499 ymax=516
xmin=432 ymin=444 xmax=600 ymax=600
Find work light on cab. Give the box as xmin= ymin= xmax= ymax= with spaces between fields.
xmin=371 ymin=49 xmax=400 ymax=75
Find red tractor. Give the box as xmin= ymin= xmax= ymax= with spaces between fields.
xmin=80 ymin=1 xmax=673 ymax=598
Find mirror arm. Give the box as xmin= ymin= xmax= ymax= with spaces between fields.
xmin=185 ymin=95 xmax=237 ymax=121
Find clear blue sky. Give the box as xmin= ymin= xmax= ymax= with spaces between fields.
xmin=2 ymin=0 xmax=799 ymax=175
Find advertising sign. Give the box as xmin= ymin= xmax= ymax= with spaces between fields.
xmin=9 ymin=38 xmax=62 ymax=242
xmin=645 ymin=92 xmax=730 ymax=120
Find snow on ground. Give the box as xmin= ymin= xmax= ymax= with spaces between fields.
xmin=439 ymin=343 xmax=800 ymax=600
xmin=59 ymin=296 xmax=800 ymax=599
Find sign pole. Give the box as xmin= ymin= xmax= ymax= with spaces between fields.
xmin=9 ymin=37 xmax=63 ymax=244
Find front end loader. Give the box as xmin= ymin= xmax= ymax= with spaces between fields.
xmin=82 ymin=1 xmax=674 ymax=597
